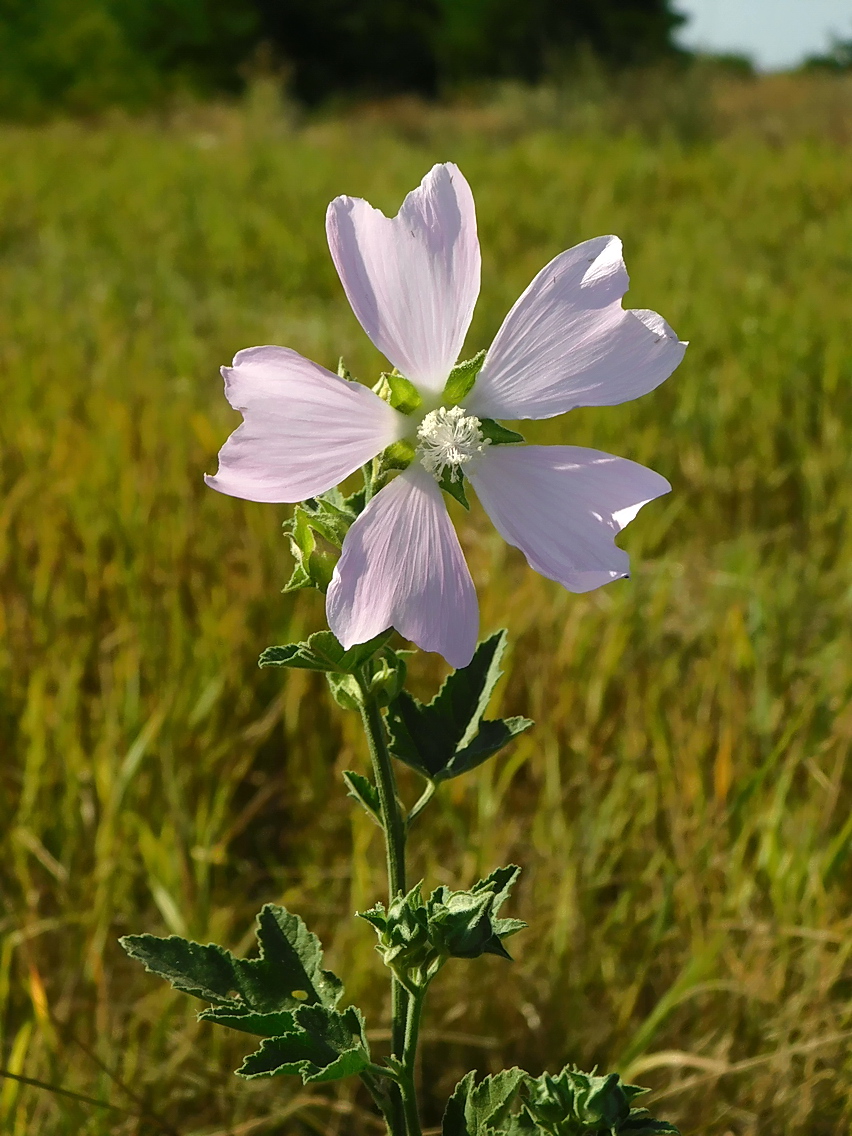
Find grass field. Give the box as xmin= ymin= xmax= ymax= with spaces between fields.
xmin=2 ymin=71 xmax=852 ymax=1136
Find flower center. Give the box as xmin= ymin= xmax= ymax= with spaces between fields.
xmin=416 ymin=406 xmax=489 ymax=482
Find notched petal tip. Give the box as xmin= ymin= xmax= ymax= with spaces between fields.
xmin=325 ymin=164 xmax=481 ymax=394
xmin=470 ymin=446 xmax=669 ymax=595
xmin=466 ymin=236 xmax=684 ymax=422
xmin=205 ymin=345 xmax=406 ymax=504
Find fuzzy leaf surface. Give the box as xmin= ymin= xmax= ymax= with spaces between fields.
xmin=442 ymin=1068 xmax=527 ymax=1136
xmin=237 ymin=1005 xmax=370 ymax=1084
xmin=120 ymin=904 xmax=342 ymax=1017
xmin=259 ymin=630 xmax=392 ymax=674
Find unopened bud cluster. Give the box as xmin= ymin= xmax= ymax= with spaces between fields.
xmin=359 ymin=869 xmax=525 ymax=993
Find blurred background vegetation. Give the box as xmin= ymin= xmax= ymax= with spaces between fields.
xmin=3 ymin=2 xmax=852 ymax=1136
xmin=0 ymin=0 xmax=688 ymax=119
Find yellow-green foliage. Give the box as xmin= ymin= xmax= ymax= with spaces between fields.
xmin=2 ymin=76 xmax=852 ymax=1135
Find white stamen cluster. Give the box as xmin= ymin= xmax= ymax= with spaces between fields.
xmin=416 ymin=406 xmax=490 ymax=482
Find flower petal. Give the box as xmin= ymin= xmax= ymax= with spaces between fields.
xmin=204 ymin=346 xmax=406 ymax=503
xmin=469 ymin=445 xmax=670 ymax=592
xmin=465 ymin=236 xmax=686 ymax=421
xmin=326 ymin=163 xmax=481 ymax=394
xmin=326 ymin=465 xmax=478 ymax=668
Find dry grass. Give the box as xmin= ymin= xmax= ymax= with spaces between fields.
xmin=2 ymin=70 xmax=852 ymax=1135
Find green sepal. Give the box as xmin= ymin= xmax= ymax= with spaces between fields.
xmin=443 ymin=350 xmax=486 ymax=407
xmin=337 ymin=357 xmax=354 ymax=381
xmin=429 ymin=865 xmax=526 ymax=961
xmin=478 ymin=419 xmax=524 ymax=445
xmin=358 ymin=884 xmax=436 ymax=987
xmin=120 ymin=904 xmax=343 ymax=1015
xmin=298 ymin=490 xmax=357 ymax=548
xmin=442 ymin=1068 xmax=527 ymax=1136
xmin=374 ymin=371 xmax=422 ymax=414
xmin=342 ymin=770 xmax=382 ymax=826
xmin=282 ymin=507 xmax=335 ymax=593
xmin=259 ymin=630 xmax=392 ymax=674
xmin=386 ymin=631 xmax=533 ymax=782
xmin=439 ymin=468 xmax=470 ymax=510
xmin=521 ymin=1067 xmax=680 ymax=1136
xmin=380 ymin=438 xmax=417 ymax=472
xmin=237 ymin=1004 xmax=370 ymax=1084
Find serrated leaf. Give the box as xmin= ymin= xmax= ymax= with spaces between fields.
xmin=326 ymin=671 xmax=361 ymax=711
xmin=259 ymin=630 xmax=392 ymax=674
xmin=438 ymin=467 xmax=470 ymax=509
xmin=120 ymin=904 xmax=342 ymax=1016
xmin=478 ymin=419 xmax=524 ymax=445
xmin=237 ymin=1005 xmax=370 ymax=1084
xmin=342 ymin=770 xmax=382 ymax=825
xmin=619 ymin=1113 xmax=680 ymax=1134
xmin=443 ymin=350 xmax=486 ymax=406
xmin=441 ymin=716 xmax=533 ymax=780
xmin=386 ymin=631 xmax=533 ymax=782
xmin=198 ymin=1005 xmax=297 ymax=1037
xmin=443 ymin=1068 xmax=527 ymax=1136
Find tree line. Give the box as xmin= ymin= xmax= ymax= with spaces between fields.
xmin=0 ymin=0 xmax=686 ymax=119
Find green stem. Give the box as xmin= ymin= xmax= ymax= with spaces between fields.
xmin=358 ymin=673 xmax=410 ymax=1134
xmin=399 ymin=989 xmax=426 ymax=1136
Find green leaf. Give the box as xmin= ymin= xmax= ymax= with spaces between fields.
xmin=478 ymin=419 xmax=524 ymax=445
xmin=120 ymin=904 xmax=343 ymax=1016
xmin=443 ymin=1068 xmax=527 ymax=1136
xmin=374 ymin=371 xmax=422 ymax=414
xmin=198 ymin=1005 xmax=297 ymax=1037
xmin=443 ymin=350 xmax=486 ymax=407
xmin=342 ymin=770 xmax=382 ymax=825
xmin=386 ymin=631 xmax=533 ymax=782
xmin=439 ymin=467 xmax=470 ymax=510
xmin=237 ymin=1005 xmax=370 ymax=1084
xmin=259 ymin=630 xmax=392 ymax=674
xmin=326 ymin=671 xmax=362 ymax=711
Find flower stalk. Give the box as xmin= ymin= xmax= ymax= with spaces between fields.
xmin=357 ymin=668 xmax=411 ymax=1133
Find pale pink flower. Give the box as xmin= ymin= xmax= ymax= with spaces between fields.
xmin=206 ymin=164 xmax=686 ymax=668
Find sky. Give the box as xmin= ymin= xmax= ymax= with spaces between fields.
xmin=673 ymin=0 xmax=852 ymax=70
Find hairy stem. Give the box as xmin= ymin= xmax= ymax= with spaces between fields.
xmin=399 ymin=989 xmax=426 ymax=1136
xmin=358 ymin=673 xmax=411 ymax=1134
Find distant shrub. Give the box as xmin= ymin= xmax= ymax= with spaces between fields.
xmin=0 ymin=0 xmax=687 ymax=119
